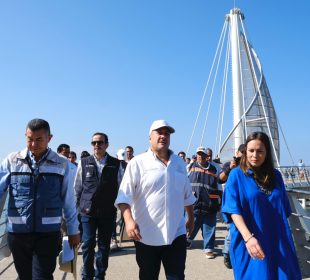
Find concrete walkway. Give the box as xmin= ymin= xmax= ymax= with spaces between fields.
xmin=0 ymin=222 xmax=234 ymax=280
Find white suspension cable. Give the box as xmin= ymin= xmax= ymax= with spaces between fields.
xmin=186 ymin=20 xmax=228 ymax=154
xmin=219 ymin=34 xmax=231 ymax=156
xmin=216 ymin=30 xmax=231 ymax=156
xmin=200 ymin=21 xmax=228 ymax=146
xmin=277 ymin=116 xmax=295 ymax=165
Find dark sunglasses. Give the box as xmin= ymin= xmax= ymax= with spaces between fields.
xmin=91 ymin=141 xmax=105 ymax=146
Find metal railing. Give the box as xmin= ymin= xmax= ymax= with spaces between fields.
xmin=285 ymin=171 xmax=310 ymax=278
xmin=278 ymin=165 xmax=310 ymax=189
xmin=0 ymin=192 xmax=9 ymax=261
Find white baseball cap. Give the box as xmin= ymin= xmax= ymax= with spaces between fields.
xmin=196 ymin=146 xmax=207 ymax=154
xmin=116 ymin=149 xmax=126 ymax=160
xmin=149 ymin=120 xmax=175 ymax=135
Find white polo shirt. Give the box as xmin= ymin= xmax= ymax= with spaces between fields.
xmin=115 ymin=149 xmax=196 ymax=246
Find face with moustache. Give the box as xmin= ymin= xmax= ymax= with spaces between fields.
xmin=149 ymin=127 xmax=171 ymax=155
xmin=91 ymin=134 xmax=109 ymax=159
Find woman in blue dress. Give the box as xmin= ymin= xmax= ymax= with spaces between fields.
xmin=222 ymin=132 xmax=301 ymax=280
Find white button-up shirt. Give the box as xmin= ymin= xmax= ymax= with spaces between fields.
xmin=115 ymin=149 xmax=196 ymax=246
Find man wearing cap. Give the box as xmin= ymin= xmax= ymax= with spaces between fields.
xmin=187 ymin=146 xmax=220 ymax=259
xmin=115 ymin=120 xmax=195 ymax=280
xmin=219 ymin=143 xmax=245 ymax=269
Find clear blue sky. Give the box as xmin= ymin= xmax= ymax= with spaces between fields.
xmin=0 ymin=0 xmax=309 ymax=165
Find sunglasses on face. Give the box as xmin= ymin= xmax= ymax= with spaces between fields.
xmin=91 ymin=141 xmax=105 ymax=146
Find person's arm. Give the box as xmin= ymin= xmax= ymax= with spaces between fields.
xmin=185 ymin=205 xmax=194 ymax=235
xmin=74 ymin=162 xmax=83 ymax=207
xmin=118 ymin=203 xmax=141 ymax=241
xmin=62 ymin=161 xmax=80 ymax=248
xmin=0 ymin=157 xmax=10 ymax=200
xmin=219 ymin=170 xmax=229 ymax=183
xmin=219 ymin=159 xmax=237 ymax=183
xmin=231 ymin=214 xmax=265 ymax=259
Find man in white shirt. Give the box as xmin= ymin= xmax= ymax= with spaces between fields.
xmin=115 ymin=120 xmax=195 ymax=280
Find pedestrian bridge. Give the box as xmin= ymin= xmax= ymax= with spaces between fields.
xmin=0 ymin=221 xmax=234 ymax=280
xmin=0 ymin=165 xmax=310 ymax=279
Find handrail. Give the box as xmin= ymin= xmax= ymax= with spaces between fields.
xmin=277 ymin=165 xmax=310 ymax=188
xmin=0 ymin=192 xmax=10 ymax=262
xmin=291 ymin=212 xmax=310 ymax=221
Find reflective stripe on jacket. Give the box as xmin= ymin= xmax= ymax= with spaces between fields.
xmin=6 ymin=148 xmax=66 ymax=233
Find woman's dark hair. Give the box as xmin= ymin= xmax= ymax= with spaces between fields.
xmin=240 ymin=131 xmax=275 ymax=189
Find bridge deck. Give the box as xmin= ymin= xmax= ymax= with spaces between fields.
xmin=0 ymin=222 xmax=234 ymax=280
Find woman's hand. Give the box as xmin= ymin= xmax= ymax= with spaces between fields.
xmin=245 ymin=236 xmax=265 ymax=260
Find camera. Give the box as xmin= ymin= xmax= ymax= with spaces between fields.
xmin=234 ymin=156 xmax=241 ymax=165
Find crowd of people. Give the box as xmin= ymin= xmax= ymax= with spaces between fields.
xmin=0 ymin=118 xmax=302 ymax=280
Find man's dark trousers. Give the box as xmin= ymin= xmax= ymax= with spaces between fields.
xmin=81 ymin=215 xmax=114 ymax=280
xmin=134 ymin=234 xmax=187 ymax=280
xmin=8 ymin=231 xmax=61 ymax=280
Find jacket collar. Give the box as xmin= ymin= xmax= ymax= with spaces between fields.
xmin=18 ymin=148 xmax=57 ymax=163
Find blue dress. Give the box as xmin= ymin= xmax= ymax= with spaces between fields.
xmin=222 ymin=167 xmax=301 ymax=280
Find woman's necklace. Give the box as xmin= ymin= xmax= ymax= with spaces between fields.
xmin=255 ymin=180 xmax=272 ymax=196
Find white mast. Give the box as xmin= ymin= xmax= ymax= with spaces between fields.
xmin=228 ymin=8 xmax=245 ymax=150
xmin=187 ymin=8 xmax=281 ymax=165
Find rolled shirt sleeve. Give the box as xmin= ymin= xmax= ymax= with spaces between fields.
xmin=115 ymin=159 xmax=139 ymax=207
xmin=221 ymin=168 xmax=243 ymax=223
xmin=183 ymin=172 xmax=196 ymax=206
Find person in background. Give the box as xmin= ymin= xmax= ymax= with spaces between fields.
xmin=219 ymin=144 xmax=245 ymax=269
xmin=222 ymin=132 xmax=301 ymax=280
xmin=219 ymin=144 xmax=245 ymax=183
xmin=178 ymin=151 xmax=186 ymax=162
xmin=57 ymin=143 xmax=70 ymax=158
xmin=186 ymin=154 xmax=197 ymax=173
xmin=74 ymin=132 xmax=120 ymax=280
xmin=187 ymin=147 xmax=219 ymax=259
xmin=80 ymin=150 xmax=90 ymax=159
xmin=0 ymin=118 xmax=80 ymax=280
xmin=205 ymin=148 xmax=222 ymax=177
xmin=110 ymin=148 xmax=128 ymax=251
xmin=185 ymin=157 xmax=191 ymax=165
xmin=298 ymin=159 xmax=305 ymax=179
xmin=69 ymin=151 xmax=78 ymax=166
xmin=125 ymin=146 xmax=134 ymax=163
xmin=115 ymin=120 xmax=195 ymax=280
xmin=57 ymin=144 xmax=78 ymax=235
xmin=57 ymin=143 xmax=77 ymax=181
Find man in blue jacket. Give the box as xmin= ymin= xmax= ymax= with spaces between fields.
xmin=0 ymin=118 xmax=80 ymax=280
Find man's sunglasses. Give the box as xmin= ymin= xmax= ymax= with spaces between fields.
xmin=91 ymin=141 xmax=106 ymax=146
